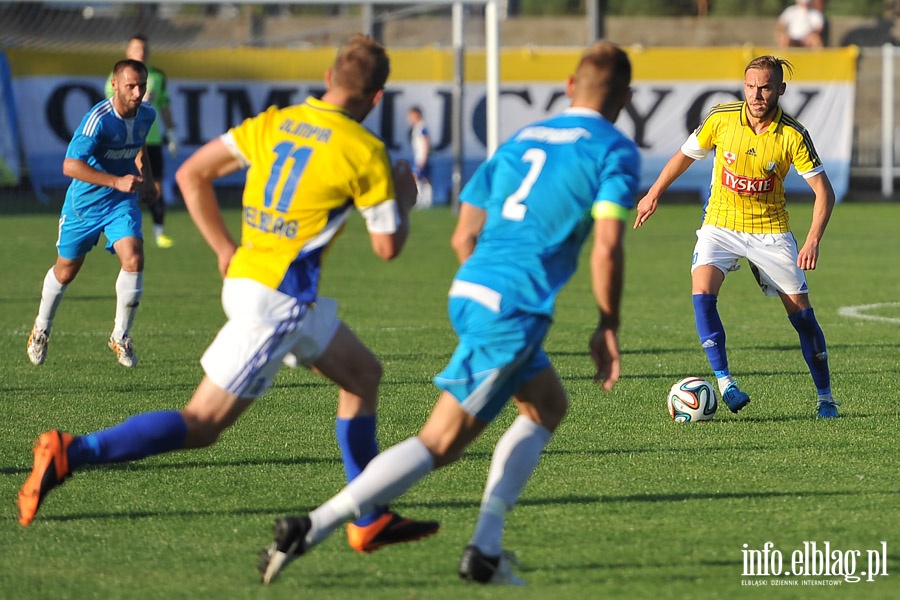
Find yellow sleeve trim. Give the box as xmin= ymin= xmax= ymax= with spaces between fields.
xmin=592 ymin=201 xmax=629 ymax=221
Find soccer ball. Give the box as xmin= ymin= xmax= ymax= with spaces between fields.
xmin=667 ymin=377 xmax=717 ymax=422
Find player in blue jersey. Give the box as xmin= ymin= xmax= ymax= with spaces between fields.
xmin=26 ymin=59 xmax=156 ymax=368
xmin=258 ymin=40 xmax=640 ymax=586
xmin=105 ymin=35 xmax=179 ymax=249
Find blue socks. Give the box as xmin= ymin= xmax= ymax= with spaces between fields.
xmin=62 ymin=410 xmax=390 ymax=529
xmin=67 ymin=410 xmax=188 ymax=470
xmin=693 ymin=293 xmax=729 ymax=373
xmin=788 ymin=307 xmax=831 ymax=395
xmin=694 ymin=295 xmax=831 ymax=396
xmin=336 ymin=415 xmax=384 ymax=527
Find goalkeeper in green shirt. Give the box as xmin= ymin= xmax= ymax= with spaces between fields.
xmin=106 ymin=34 xmax=177 ymax=248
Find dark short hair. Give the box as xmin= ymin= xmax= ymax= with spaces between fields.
xmin=573 ymin=40 xmax=632 ymax=101
xmin=113 ymin=58 xmax=147 ymax=78
xmin=331 ymin=34 xmax=390 ymax=97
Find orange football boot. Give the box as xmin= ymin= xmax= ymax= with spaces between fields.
xmin=347 ymin=511 xmax=439 ymax=553
xmin=18 ymin=430 xmax=73 ymax=526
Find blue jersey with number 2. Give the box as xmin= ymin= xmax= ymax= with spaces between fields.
xmin=457 ymin=107 xmax=641 ymax=317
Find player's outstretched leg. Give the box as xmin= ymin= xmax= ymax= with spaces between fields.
xmin=19 ymin=411 xmax=188 ymax=525
xmin=17 ymin=430 xmax=73 ymax=526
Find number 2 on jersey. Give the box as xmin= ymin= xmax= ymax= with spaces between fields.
xmin=264 ymin=141 xmax=312 ymax=213
xmin=501 ymin=148 xmax=546 ymax=221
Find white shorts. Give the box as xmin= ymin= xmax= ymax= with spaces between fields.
xmin=201 ymin=278 xmax=341 ymax=398
xmin=691 ymin=225 xmax=809 ymax=297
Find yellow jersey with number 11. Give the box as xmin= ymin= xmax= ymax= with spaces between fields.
xmin=221 ymin=96 xmax=396 ymax=303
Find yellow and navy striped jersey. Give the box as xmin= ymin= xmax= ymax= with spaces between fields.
xmin=683 ymin=101 xmax=824 ymax=234
xmin=223 ymin=96 xmax=396 ymax=302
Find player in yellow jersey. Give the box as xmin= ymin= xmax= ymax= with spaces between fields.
xmin=18 ymin=35 xmax=440 ymax=551
xmin=634 ymin=55 xmax=839 ymax=419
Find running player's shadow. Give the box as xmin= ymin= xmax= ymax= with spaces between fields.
xmin=0 ymin=455 xmax=338 ymax=476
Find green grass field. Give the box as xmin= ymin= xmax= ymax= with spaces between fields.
xmin=1 ymin=201 xmax=898 ymax=599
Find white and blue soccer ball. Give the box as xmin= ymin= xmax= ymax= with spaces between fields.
xmin=667 ymin=377 xmax=717 ymax=422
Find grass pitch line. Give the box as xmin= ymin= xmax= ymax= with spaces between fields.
xmin=837 ymin=302 xmax=900 ymax=324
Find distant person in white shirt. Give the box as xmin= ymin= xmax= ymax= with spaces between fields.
xmin=407 ymin=106 xmax=433 ymax=208
xmin=776 ymin=0 xmax=825 ymax=48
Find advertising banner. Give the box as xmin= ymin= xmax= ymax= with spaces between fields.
xmin=0 ymin=52 xmax=22 ymax=186
xmin=6 ymin=46 xmax=856 ymax=204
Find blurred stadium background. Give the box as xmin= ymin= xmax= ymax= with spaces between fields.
xmin=0 ymin=0 xmax=898 ymax=211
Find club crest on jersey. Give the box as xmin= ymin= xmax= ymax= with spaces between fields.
xmin=723 ymin=151 xmax=737 ymax=165
xmin=765 ymin=161 xmax=777 ymax=172
xmin=721 ymin=166 xmax=775 ymax=195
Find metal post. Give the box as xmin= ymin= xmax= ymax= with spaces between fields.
xmin=587 ymin=0 xmax=607 ymax=42
xmin=451 ymin=2 xmax=465 ymax=209
xmin=485 ymin=0 xmax=500 ymax=157
xmin=882 ymin=43 xmax=894 ymax=198
xmin=362 ymin=3 xmax=374 ymax=39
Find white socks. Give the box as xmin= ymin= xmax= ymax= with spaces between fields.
xmin=717 ymin=375 xmax=735 ymax=395
xmin=306 ymin=437 xmax=434 ymax=548
xmin=34 ymin=267 xmax=67 ymax=333
xmin=304 ymin=416 xmax=552 ymax=556
xmin=470 ymin=416 xmax=552 ymax=557
xmin=112 ymin=269 xmax=143 ymax=341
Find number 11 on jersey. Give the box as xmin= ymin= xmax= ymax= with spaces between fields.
xmin=264 ymin=142 xmax=313 ymax=213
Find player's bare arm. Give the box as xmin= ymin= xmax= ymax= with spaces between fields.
xmin=175 ymin=137 xmax=242 ymax=277
xmin=634 ymin=151 xmax=696 ymax=228
xmin=590 ymin=216 xmax=625 ymax=391
xmin=136 ymin=145 xmax=159 ymax=204
xmin=796 ymin=171 xmax=836 ymax=271
xmin=449 ymin=202 xmax=487 ymax=264
xmin=367 ymin=161 xmax=417 ymax=261
xmin=63 ymin=157 xmax=143 ymax=194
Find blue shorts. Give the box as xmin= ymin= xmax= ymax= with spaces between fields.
xmin=434 ymin=297 xmax=551 ymax=423
xmin=56 ymin=198 xmax=143 ymax=259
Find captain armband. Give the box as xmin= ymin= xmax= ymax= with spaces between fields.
xmin=591 ymin=200 xmax=629 ymax=222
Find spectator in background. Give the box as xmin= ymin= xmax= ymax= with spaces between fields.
xmin=813 ymin=0 xmax=830 ymax=46
xmin=107 ymin=34 xmax=178 ymax=248
xmin=407 ymin=106 xmax=433 ymax=208
xmin=776 ymin=0 xmax=825 ymax=48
